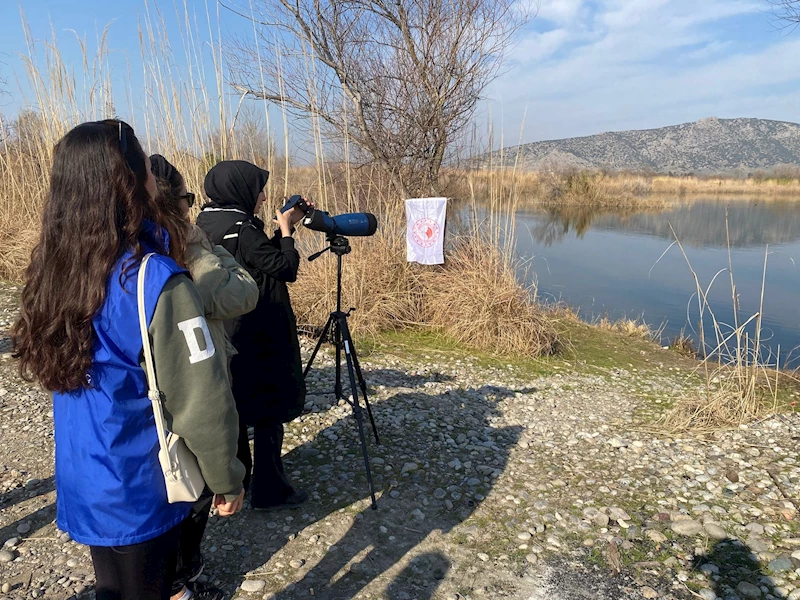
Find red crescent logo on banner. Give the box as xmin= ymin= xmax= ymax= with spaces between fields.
xmin=412 ymin=218 xmax=440 ymax=248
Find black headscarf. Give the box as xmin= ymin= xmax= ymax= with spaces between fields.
xmin=149 ymin=154 xmax=180 ymax=183
xmin=203 ymin=160 xmax=269 ymax=215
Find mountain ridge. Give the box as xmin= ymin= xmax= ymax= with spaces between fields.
xmin=487 ymin=117 xmax=800 ymax=174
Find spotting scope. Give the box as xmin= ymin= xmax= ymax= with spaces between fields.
xmin=303 ymin=209 xmax=378 ymax=237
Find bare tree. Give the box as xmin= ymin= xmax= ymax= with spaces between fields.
xmin=223 ymin=0 xmax=530 ymax=197
xmin=772 ymin=0 xmax=800 ymax=24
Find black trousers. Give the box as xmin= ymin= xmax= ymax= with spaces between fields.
xmin=170 ymin=491 xmax=213 ymax=594
xmin=90 ymin=523 xmax=180 ymax=600
xmin=237 ymin=417 xmax=294 ymax=508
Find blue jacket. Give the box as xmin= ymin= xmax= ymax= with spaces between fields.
xmin=53 ymin=246 xmax=191 ymax=546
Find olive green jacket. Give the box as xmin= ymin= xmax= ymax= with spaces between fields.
xmin=148 ymin=276 xmax=245 ymax=499
xmin=144 ymin=226 xmax=258 ymax=500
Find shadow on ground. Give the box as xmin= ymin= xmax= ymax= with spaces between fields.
xmin=386 ymin=551 xmax=450 ymax=600
xmin=0 ymin=477 xmax=56 ymax=549
xmin=0 ymin=475 xmax=54 ymax=511
xmin=694 ymin=538 xmax=781 ymax=600
xmin=0 ymin=364 xmax=525 ymax=599
xmin=209 ymin=364 xmax=524 ymax=599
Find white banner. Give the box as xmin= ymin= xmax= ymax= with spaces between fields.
xmin=406 ymin=197 xmax=447 ymax=265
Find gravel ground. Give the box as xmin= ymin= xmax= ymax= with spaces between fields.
xmin=0 ymin=280 xmax=799 ymax=600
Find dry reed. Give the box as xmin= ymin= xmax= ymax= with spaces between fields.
xmin=0 ymin=8 xmax=559 ymax=360
xmin=660 ymin=217 xmax=788 ymax=431
xmin=418 ymin=235 xmax=559 ymax=357
xmin=668 ymin=330 xmax=698 ymax=358
xmin=650 ymin=174 xmax=800 ymax=196
xmin=451 ymin=169 xmax=800 ymax=208
xmin=595 ymin=316 xmax=657 ymax=340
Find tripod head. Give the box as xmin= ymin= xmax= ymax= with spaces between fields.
xmin=309 ymin=233 xmax=351 ymax=261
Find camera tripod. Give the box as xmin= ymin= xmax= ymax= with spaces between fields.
xmin=304 ymin=234 xmax=381 ymax=510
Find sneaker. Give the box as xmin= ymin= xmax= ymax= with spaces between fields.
xmin=252 ymin=489 xmax=309 ymax=511
xmin=187 ymin=581 xmax=226 ymax=600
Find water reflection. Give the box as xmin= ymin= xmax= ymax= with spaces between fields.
xmin=526 ymin=200 xmax=800 ymax=248
xmin=528 ymin=205 xmax=657 ymax=246
xmin=513 ymin=199 xmax=800 ymax=367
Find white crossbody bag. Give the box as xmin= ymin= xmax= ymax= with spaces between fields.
xmin=138 ymin=253 xmax=205 ymax=503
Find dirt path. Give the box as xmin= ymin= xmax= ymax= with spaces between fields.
xmin=1 ymin=281 xmax=798 ymax=600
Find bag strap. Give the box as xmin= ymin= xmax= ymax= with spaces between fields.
xmin=219 ymin=220 xmax=248 ymax=263
xmin=137 ymin=253 xmax=177 ymax=476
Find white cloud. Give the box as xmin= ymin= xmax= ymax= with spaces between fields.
xmin=488 ymin=0 xmax=799 ymax=143
xmin=535 ymin=0 xmax=586 ymax=25
xmin=682 ymin=40 xmax=733 ymax=61
xmin=512 ymin=28 xmax=573 ymax=61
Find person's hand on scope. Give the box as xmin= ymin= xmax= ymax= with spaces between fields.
xmin=275 ymin=197 xmax=314 ymax=235
xmin=282 ymin=197 xmax=314 ymax=227
xmin=292 ymin=198 xmax=314 ymax=226
xmin=275 ymin=208 xmax=294 ymax=238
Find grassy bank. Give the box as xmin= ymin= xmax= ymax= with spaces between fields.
xmin=362 ymin=316 xmax=800 ymax=422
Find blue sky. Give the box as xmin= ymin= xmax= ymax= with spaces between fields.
xmin=1 ymin=0 xmax=799 ymax=150
xmin=0 ymin=1 xmax=159 ymax=106
xmin=492 ymin=0 xmax=800 ymax=142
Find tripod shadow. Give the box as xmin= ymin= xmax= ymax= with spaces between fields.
xmin=224 ymin=375 xmax=523 ymax=600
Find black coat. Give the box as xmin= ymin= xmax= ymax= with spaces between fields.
xmin=197 ymin=161 xmax=304 ymax=424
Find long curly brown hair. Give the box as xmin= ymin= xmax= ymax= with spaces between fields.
xmin=12 ymin=120 xmax=167 ymax=392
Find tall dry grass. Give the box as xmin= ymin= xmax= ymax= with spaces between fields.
xmin=650 ymin=174 xmax=800 ymax=196
xmin=659 ymin=217 xmax=792 ymax=430
xmin=418 ymin=235 xmax=559 ymax=356
xmin=0 ymin=122 xmax=45 ymax=279
xmin=0 ymin=8 xmax=559 ymax=360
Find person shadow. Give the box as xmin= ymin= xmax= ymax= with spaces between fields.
xmin=386 ymin=552 xmax=451 ymax=600
xmin=692 ymin=538 xmax=788 ymax=600
xmin=0 ymin=475 xmax=55 ymax=511
xmin=217 ymin=363 xmax=524 ymax=600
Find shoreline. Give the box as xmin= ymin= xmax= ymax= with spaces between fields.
xmin=452 ymin=171 xmax=800 ymax=207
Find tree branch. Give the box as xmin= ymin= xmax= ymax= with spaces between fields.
xmin=222 ymin=0 xmax=531 ymax=195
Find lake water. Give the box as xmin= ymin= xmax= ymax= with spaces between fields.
xmin=513 ymin=200 xmax=800 ymax=367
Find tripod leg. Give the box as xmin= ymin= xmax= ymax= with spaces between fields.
xmin=344 ymin=324 xmax=381 ymax=445
xmin=303 ymin=314 xmax=335 ymax=379
xmin=334 ymin=317 xmax=343 ymax=401
xmin=339 ymin=317 xmax=378 ymax=510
